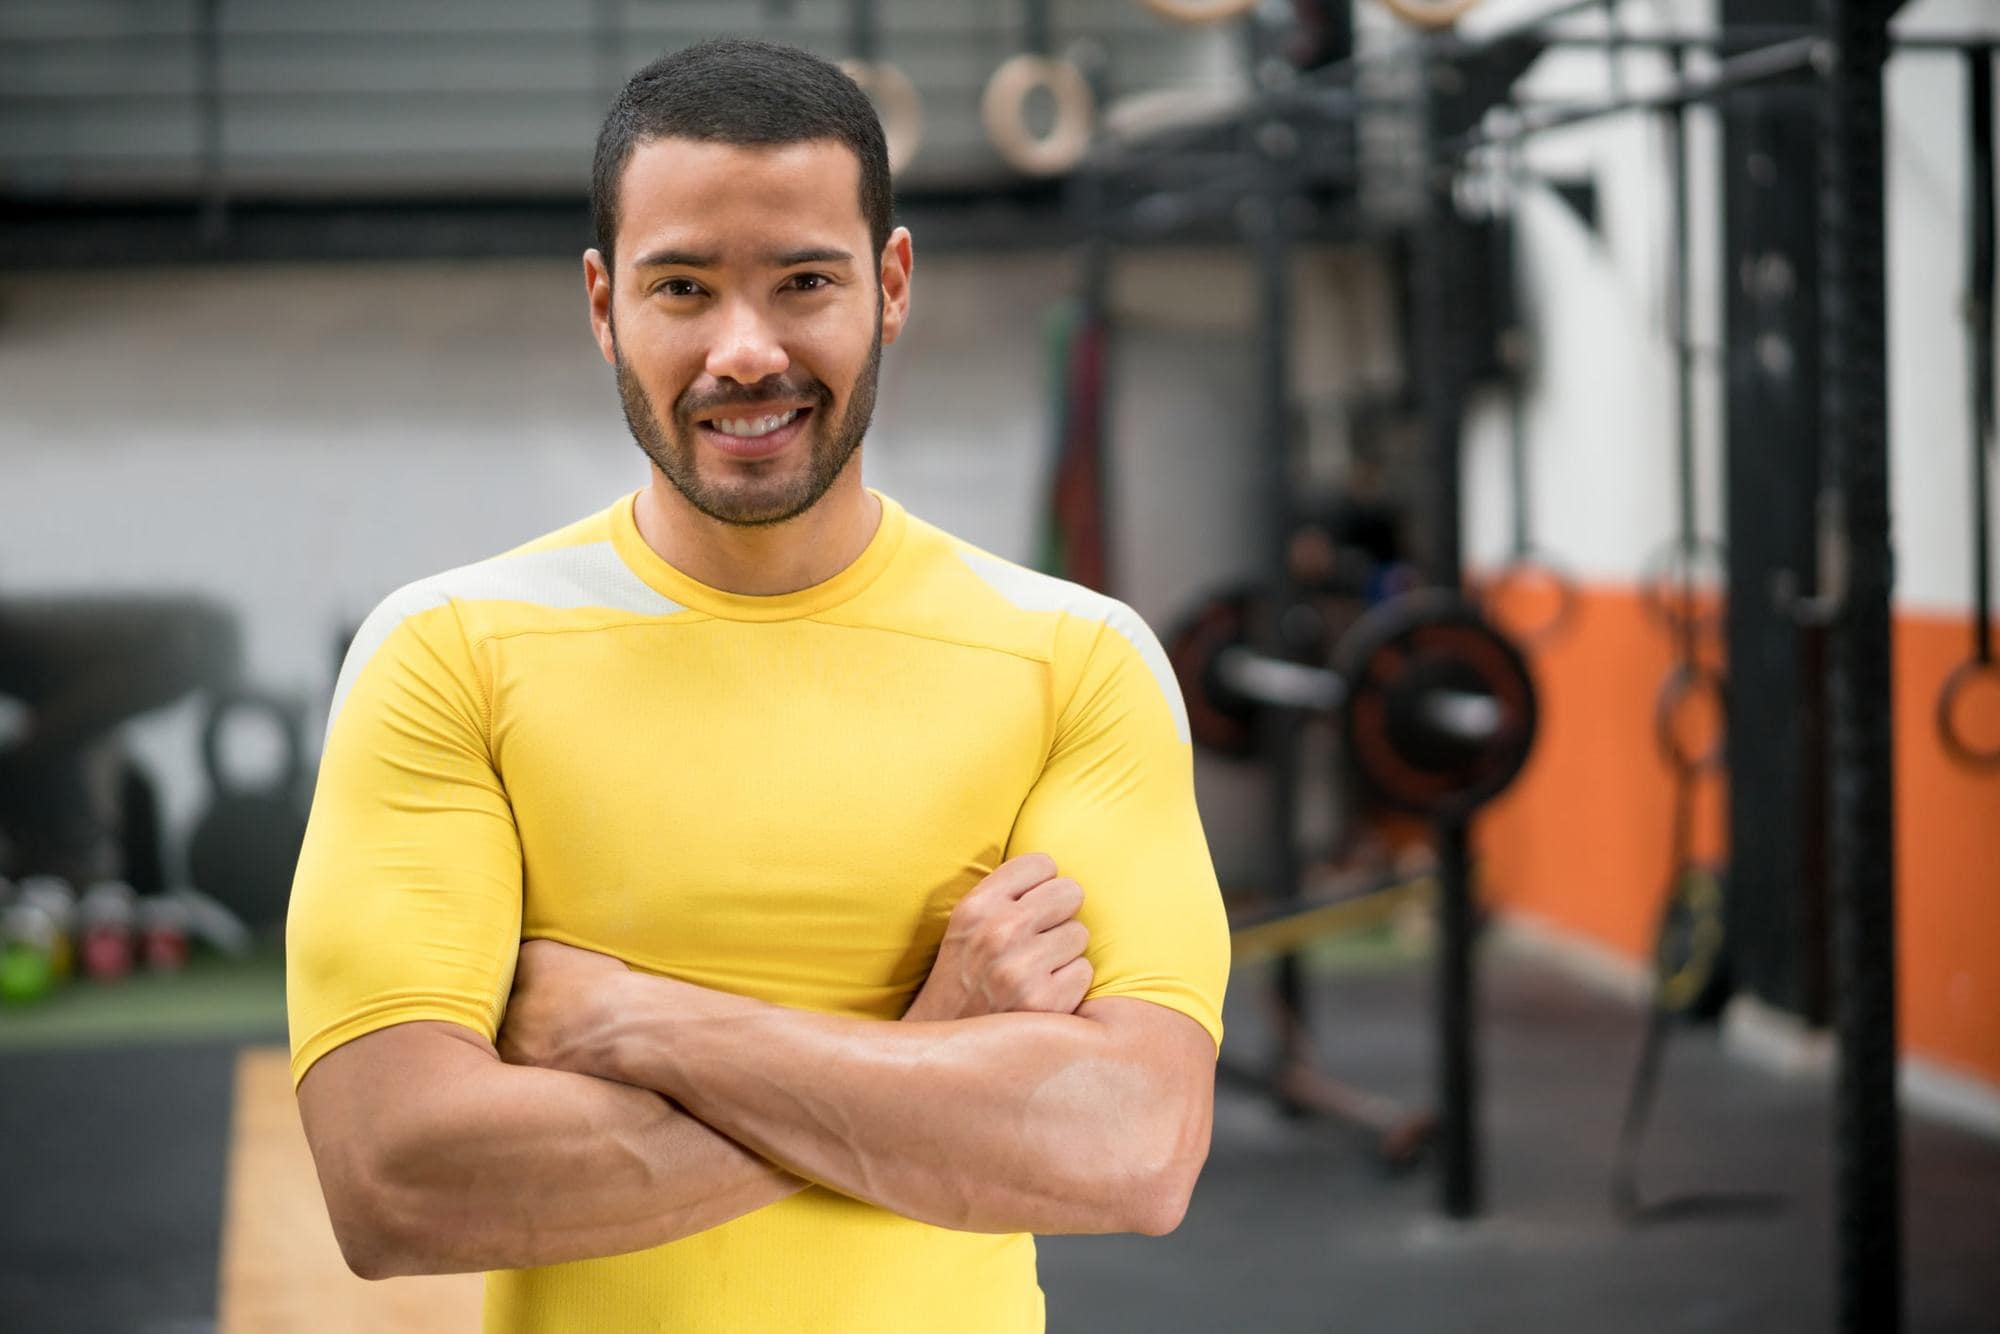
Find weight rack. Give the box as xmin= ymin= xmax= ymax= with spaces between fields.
xmin=1076 ymin=4 xmax=1976 ymax=1329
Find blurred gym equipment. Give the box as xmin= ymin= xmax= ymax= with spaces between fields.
xmin=186 ymin=691 xmax=312 ymax=932
xmin=1475 ymin=128 xmax=1578 ymax=647
xmin=983 ymin=0 xmax=1094 ymax=178
xmin=839 ymin=60 xmax=924 ymax=174
xmin=0 ymin=594 xmax=239 ymax=886
xmin=1169 ymin=586 xmax=1538 ymax=821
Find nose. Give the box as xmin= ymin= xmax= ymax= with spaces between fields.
xmin=704 ymin=298 xmax=790 ymax=386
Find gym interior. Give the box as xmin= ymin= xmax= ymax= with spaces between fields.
xmin=3 ymin=1 xmax=1998 ymax=1330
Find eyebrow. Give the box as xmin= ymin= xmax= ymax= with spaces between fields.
xmin=631 ymin=246 xmax=855 ymax=270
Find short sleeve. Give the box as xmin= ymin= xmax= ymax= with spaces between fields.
xmin=1004 ymin=611 xmax=1231 ymax=1054
xmin=285 ymin=597 xmax=524 ymax=1088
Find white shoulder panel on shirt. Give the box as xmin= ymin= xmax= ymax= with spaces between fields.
xmin=953 ymin=547 xmax=1191 ymax=744
xmin=327 ymin=541 xmax=684 ymax=730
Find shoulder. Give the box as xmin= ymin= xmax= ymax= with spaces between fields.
xmin=330 ymin=499 xmax=681 ymax=724
xmin=895 ymin=512 xmax=1188 ymax=742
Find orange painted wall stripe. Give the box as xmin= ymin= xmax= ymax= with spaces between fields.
xmin=1892 ymin=609 xmax=2000 ymax=1087
xmin=1472 ymin=585 xmax=2000 ymax=1088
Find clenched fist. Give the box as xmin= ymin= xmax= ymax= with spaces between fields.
xmin=903 ymin=853 xmax=1093 ymax=1022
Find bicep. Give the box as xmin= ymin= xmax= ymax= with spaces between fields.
xmin=1008 ymin=620 xmax=1231 ymax=1054
xmin=287 ymin=606 xmax=524 ymax=1088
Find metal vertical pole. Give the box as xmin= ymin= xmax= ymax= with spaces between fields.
xmin=1815 ymin=1 xmax=1901 ymax=1329
xmin=1434 ymin=815 xmax=1476 ymax=1216
xmin=1248 ymin=109 xmax=1309 ymax=1036
xmin=1416 ymin=53 xmax=1479 ymax=1220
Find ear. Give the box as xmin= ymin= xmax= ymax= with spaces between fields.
xmin=584 ymin=248 xmax=617 ymax=366
xmin=877 ymin=227 xmax=914 ymax=347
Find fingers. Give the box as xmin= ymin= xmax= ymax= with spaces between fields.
xmin=1033 ymin=918 xmax=1089 ymax=967
xmin=974 ymin=852 xmax=1058 ymax=900
xmin=1048 ymin=955 xmax=1095 ymax=1012
xmin=1017 ymin=876 xmax=1085 ymax=931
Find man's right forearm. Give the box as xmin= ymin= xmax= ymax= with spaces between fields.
xmin=299 ymin=1021 xmax=809 ymax=1279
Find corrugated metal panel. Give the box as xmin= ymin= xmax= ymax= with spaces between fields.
xmin=1 ymin=0 xmax=1248 ymax=198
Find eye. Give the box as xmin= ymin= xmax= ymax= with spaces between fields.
xmin=785 ymin=272 xmax=833 ymax=293
xmin=656 ymin=277 xmax=705 ymax=298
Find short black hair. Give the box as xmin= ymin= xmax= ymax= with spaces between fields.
xmin=591 ymin=38 xmax=893 ymax=277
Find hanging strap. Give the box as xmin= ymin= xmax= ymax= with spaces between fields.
xmin=1967 ymin=49 xmax=1993 ymax=664
xmin=1937 ymin=52 xmax=2000 ymax=769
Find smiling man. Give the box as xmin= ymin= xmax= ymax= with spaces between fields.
xmin=285 ymin=38 xmax=1229 ymax=1334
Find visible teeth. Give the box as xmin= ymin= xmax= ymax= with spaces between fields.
xmin=709 ymin=409 xmax=800 ymax=438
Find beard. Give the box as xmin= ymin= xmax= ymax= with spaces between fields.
xmin=614 ymin=302 xmax=883 ymax=528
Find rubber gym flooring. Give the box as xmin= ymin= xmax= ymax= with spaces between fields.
xmin=3 ymin=936 xmax=1997 ymax=1334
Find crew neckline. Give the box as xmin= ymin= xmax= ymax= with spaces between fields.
xmin=609 ymin=488 xmax=907 ymax=622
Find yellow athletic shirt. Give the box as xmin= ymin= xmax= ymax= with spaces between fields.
xmin=287 ymin=489 xmax=1231 ymax=1334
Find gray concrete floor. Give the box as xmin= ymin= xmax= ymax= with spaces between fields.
xmin=1040 ymin=949 xmax=2000 ymax=1333
xmin=3 ymin=943 xmax=1997 ymax=1333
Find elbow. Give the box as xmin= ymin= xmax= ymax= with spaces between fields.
xmin=322 ymin=1190 xmax=404 ymax=1281
xmin=1125 ymin=1168 xmax=1197 ymax=1237
xmin=1117 ymin=1111 xmax=1209 ymax=1237
xmin=315 ymin=1142 xmax=442 ymax=1280
xmin=325 ymin=1184 xmax=423 ymax=1281
xmin=336 ymin=1232 xmax=399 ymax=1283
xmin=1081 ymin=1154 xmax=1197 ymax=1238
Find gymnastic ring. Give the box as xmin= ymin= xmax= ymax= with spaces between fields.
xmin=1639 ymin=535 xmax=1729 ymax=641
xmin=1652 ymin=661 xmax=1728 ymax=778
xmin=1477 ymin=549 xmax=1579 ymax=648
xmin=981 ymin=53 xmax=1095 ymax=177
xmin=838 ymin=59 xmax=925 ymax=175
xmin=1935 ymin=657 xmax=2000 ymax=769
xmin=1376 ymin=0 xmax=1487 ymax=31
xmin=1135 ymin=0 xmax=1259 ymax=24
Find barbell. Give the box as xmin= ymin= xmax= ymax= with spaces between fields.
xmin=1167 ymin=587 xmax=1539 ymax=821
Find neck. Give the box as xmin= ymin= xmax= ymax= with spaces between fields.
xmin=632 ymin=463 xmax=882 ymax=597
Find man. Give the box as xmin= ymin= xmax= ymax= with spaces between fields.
xmin=288 ymin=37 xmax=1230 ymax=1333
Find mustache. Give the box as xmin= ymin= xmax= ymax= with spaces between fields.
xmin=676 ymin=378 xmax=831 ymax=421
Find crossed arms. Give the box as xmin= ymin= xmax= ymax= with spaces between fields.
xmin=297 ymin=855 xmax=1219 ymax=1280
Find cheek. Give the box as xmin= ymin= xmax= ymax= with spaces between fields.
xmin=617 ymin=322 xmax=703 ymax=394
xmin=794 ymin=320 xmax=872 ymax=392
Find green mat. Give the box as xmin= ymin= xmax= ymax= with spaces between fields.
xmin=0 ymin=946 xmax=286 ymax=1052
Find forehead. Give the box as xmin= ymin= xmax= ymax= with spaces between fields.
xmin=616 ymin=137 xmax=868 ymax=259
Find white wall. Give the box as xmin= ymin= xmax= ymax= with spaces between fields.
xmin=1887 ymin=0 xmax=2000 ymax=613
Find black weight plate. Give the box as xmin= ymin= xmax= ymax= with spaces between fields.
xmin=1333 ymin=590 xmax=1539 ymax=820
xmin=186 ymin=790 xmax=308 ymax=930
xmin=1165 ymin=586 xmax=1264 ymax=759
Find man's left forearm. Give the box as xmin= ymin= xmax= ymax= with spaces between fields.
xmin=586 ymin=973 xmax=1196 ymax=1236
